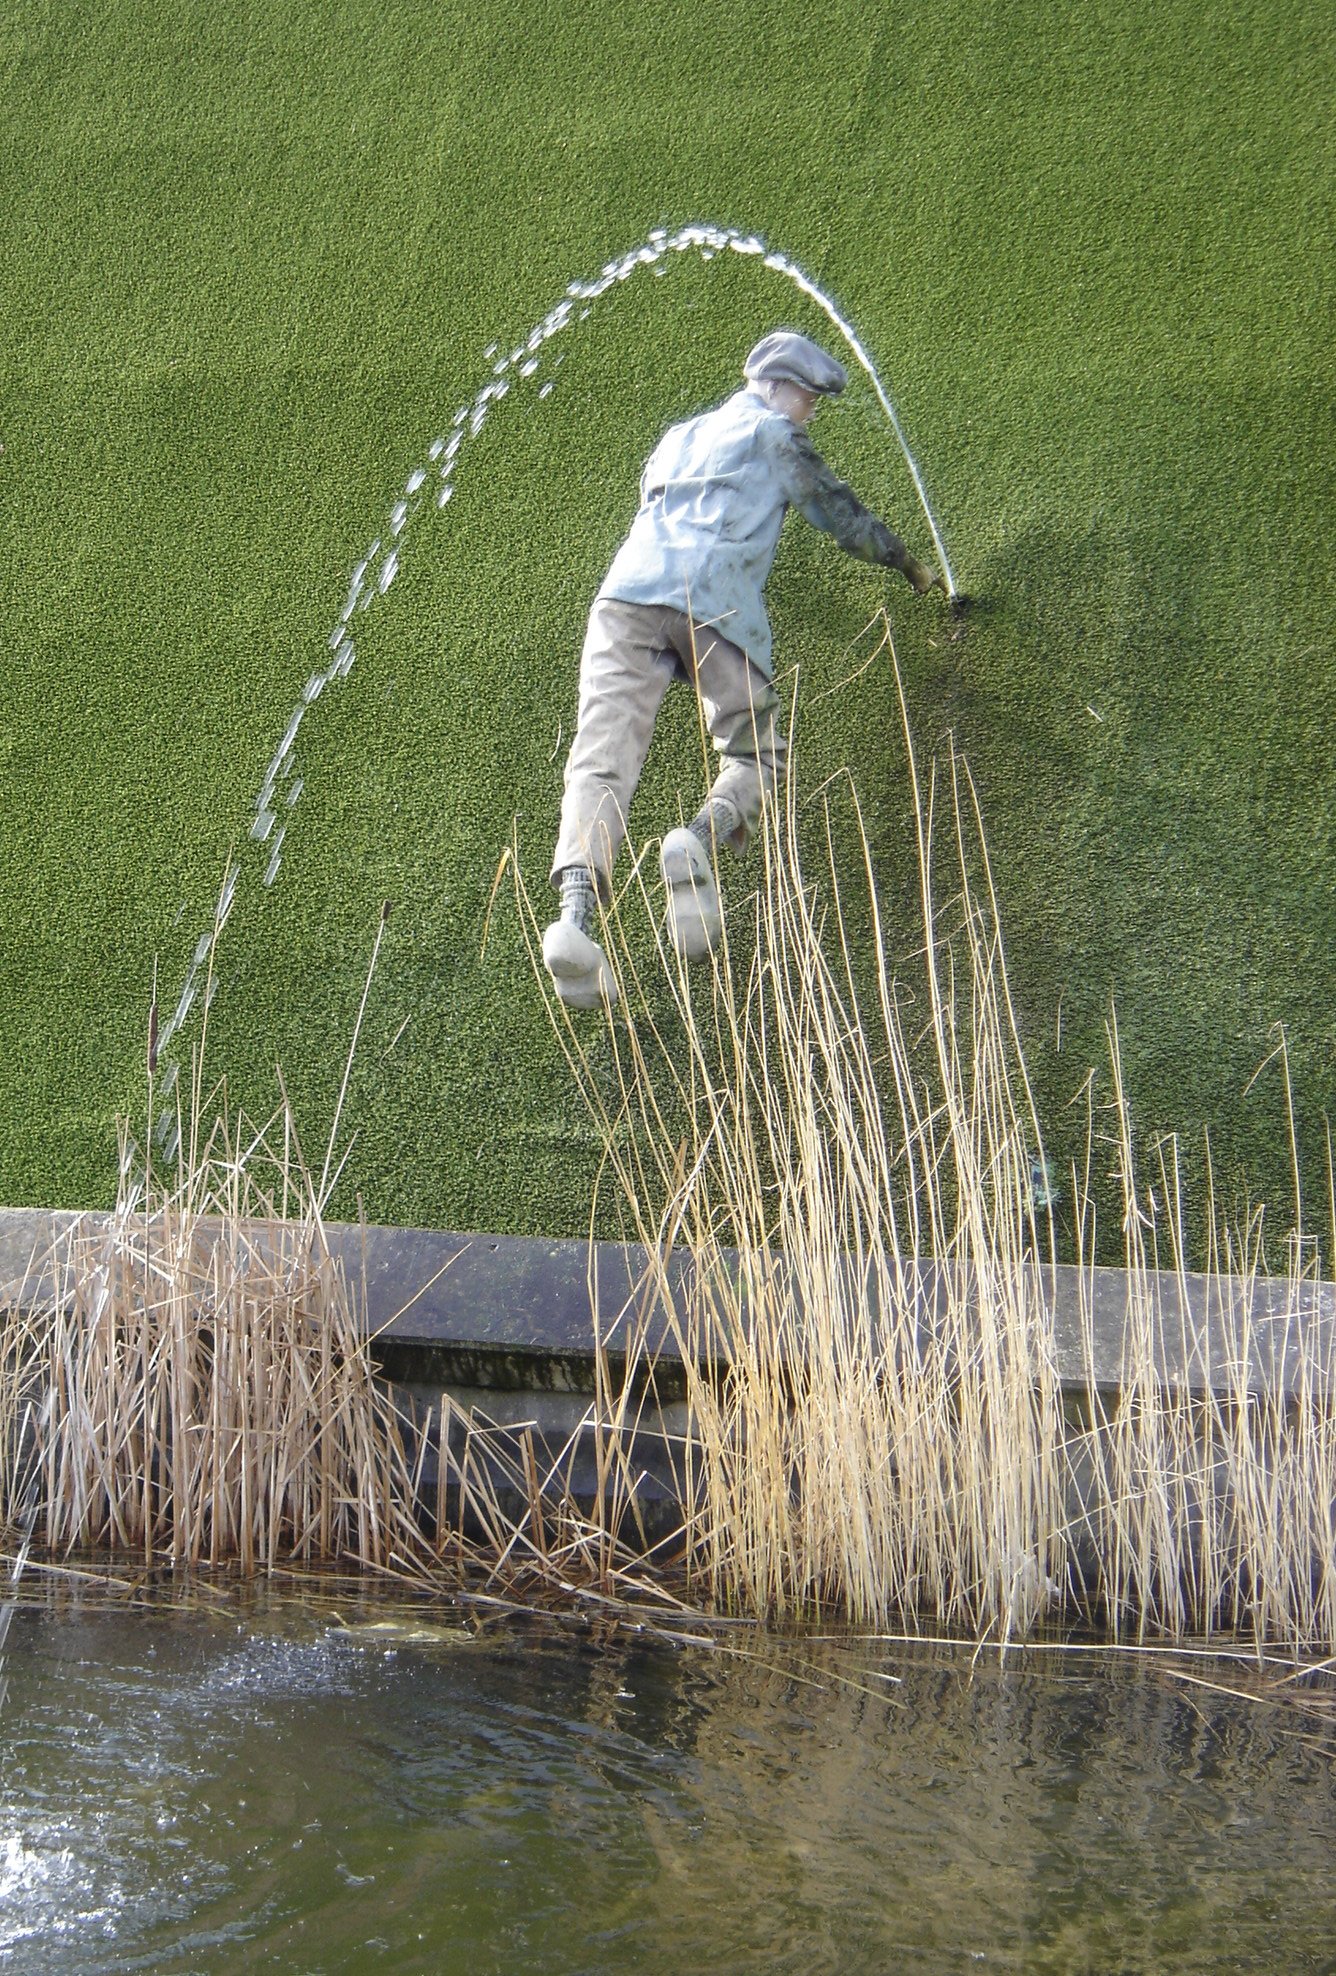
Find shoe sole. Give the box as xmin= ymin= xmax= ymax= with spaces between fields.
xmin=542 ymin=921 xmax=618 ymax=1008
xmin=553 ymin=978 xmax=608 ymax=1010
xmin=661 ymin=831 xmax=721 ymax=960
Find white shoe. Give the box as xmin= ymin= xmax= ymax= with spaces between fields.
xmin=542 ymin=919 xmax=618 ymax=1009
xmin=660 ymin=827 xmax=722 ymax=961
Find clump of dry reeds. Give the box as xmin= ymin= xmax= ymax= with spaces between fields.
xmin=1067 ymin=1023 xmax=1336 ymax=1650
xmin=0 ymin=896 xmax=437 ymax=1578
xmin=518 ymin=614 xmax=1335 ymax=1652
xmin=0 ymin=1097 xmax=432 ymax=1575
xmin=520 ymin=639 xmax=1065 ymax=1636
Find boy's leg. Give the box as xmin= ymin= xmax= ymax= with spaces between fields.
xmin=546 ymin=599 xmax=674 ymax=1005
xmin=551 ymin=599 xmax=676 ymax=901
xmin=656 ymin=614 xmax=786 ymax=959
xmin=672 ymin=616 xmax=786 ymax=851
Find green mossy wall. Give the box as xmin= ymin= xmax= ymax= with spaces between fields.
xmin=2 ymin=0 xmax=1331 ymax=1245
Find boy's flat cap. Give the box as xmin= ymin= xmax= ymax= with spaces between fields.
xmin=744 ymin=330 xmax=847 ymax=395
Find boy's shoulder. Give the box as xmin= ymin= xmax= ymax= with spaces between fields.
xmin=699 ymin=391 xmax=796 ymax=458
xmin=646 ymin=390 xmax=794 ymax=483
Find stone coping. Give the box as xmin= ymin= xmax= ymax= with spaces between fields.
xmin=1 ymin=1206 xmax=1331 ymax=1399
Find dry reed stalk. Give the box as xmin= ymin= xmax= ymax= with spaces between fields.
xmin=429 ymin=1351 xmax=693 ymax=1615
xmin=516 ymin=612 xmax=1334 ymax=1650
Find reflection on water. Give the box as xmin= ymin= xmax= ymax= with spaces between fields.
xmin=0 ymin=1586 xmax=1333 ymax=1974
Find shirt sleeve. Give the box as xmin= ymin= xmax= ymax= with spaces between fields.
xmin=771 ymin=424 xmax=909 ymax=571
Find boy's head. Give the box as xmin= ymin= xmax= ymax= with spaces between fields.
xmin=744 ymin=331 xmax=846 ymax=426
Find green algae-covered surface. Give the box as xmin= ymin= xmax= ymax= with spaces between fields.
xmin=2 ymin=1 xmax=1331 ymax=1235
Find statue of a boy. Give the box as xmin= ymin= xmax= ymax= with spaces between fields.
xmin=544 ymin=329 xmax=943 ymax=1007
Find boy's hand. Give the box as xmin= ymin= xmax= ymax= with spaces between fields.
xmin=905 ymin=556 xmax=944 ymax=596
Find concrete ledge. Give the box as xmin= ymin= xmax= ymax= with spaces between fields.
xmin=3 ymin=1205 xmax=1333 ymax=1562
xmin=1 ymin=1205 xmax=1332 ymax=1401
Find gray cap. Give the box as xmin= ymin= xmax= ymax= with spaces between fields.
xmin=744 ymin=330 xmax=847 ymax=396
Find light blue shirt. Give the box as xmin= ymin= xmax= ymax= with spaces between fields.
xmin=598 ymin=387 xmax=903 ymax=674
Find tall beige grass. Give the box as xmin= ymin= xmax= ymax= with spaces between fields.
xmin=519 ymin=616 xmax=1335 ymax=1650
xmin=1068 ymin=1031 xmax=1336 ymax=1649
xmin=0 ymin=965 xmax=688 ymax=1608
xmin=0 ymin=1098 xmax=432 ymax=1574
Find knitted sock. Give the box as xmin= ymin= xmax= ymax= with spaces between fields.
xmin=688 ymin=796 xmax=742 ymax=856
xmin=557 ymin=865 xmax=597 ymax=935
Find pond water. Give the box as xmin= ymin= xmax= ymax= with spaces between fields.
xmin=0 ymin=1584 xmax=1332 ymax=1973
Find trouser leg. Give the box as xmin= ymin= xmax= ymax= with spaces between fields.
xmin=551 ymin=600 xmax=676 ymax=899
xmin=664 ymin=614 xmax=787 ymax=854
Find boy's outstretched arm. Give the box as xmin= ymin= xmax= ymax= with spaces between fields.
xmin=778 ymin=426 xmax=943 ymax=595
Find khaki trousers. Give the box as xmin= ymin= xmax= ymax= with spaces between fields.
xmin=551 ymin=598 xmax=786 ymax=897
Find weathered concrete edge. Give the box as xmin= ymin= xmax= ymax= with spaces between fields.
xmin=1 ymin=1206 xmax=1331 ymax=1399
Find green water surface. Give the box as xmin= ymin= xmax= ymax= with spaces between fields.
xmin=1 ymin=1587 xmax=1333 ymax=1973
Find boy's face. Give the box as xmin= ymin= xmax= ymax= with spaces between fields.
xmin=789 ymin=385 xmax=821 ymax=427
xmin=763 ymin=379 xmax=821 ymax=427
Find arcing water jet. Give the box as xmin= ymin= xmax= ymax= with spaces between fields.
xmin=154 ymin=222 xmax=958 ymax=1150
